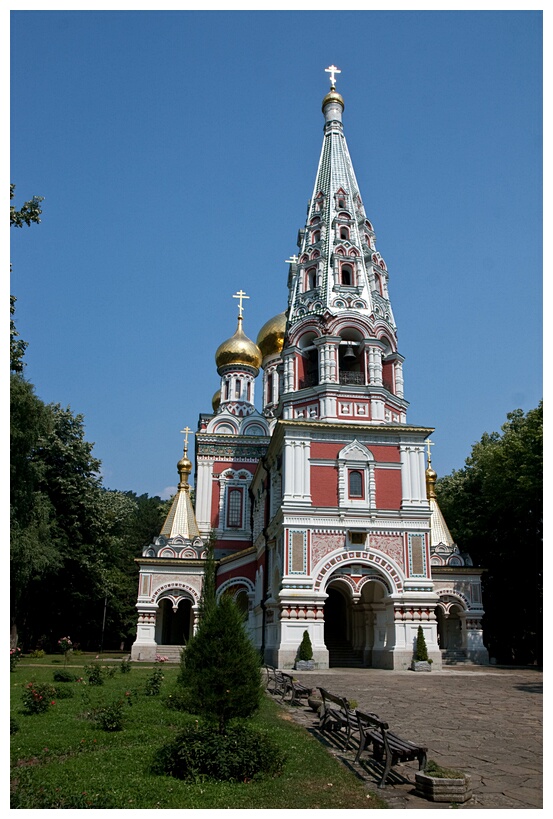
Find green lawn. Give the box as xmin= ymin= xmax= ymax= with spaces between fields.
xmin=11 ymin=661 xmax=387 ymax=809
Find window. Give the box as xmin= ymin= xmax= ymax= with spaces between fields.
xmin=306 ymin=267 xmax=317 ymax=290
xmin=341 ymin=264 xmax=353 ymax=286
xmin=311 ymin=230 xmax=321 ymax=244
xmin=340 ymin=227 xmax=349 ymax=240
xmin=227 ymin=488 xmax=243 ymax=528
xmin=235 ymin=381 xmax=241 ymax=398
xmin=349 ymin=470 xmax=363 ymax=498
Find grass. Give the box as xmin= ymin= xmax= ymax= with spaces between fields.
xmin=11 ymin=662 xmax=387 ymax=809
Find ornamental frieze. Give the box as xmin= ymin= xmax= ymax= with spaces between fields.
xmin=312 ymin=532 xmax=345 ymax=566
xmin=196 ymin=444 xmax=269 ymax=459
xmin=370 ymin=534 xmax=404 ymax=568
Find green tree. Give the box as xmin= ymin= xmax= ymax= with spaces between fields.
xmin=178 ymin=594 xmax=263 ymax=733
xmin=10 ymin=184 xmax=44 ymax=372
xmin=198 ymin=531 xmax=217 ymax=620
xmin=437 ymin=402 xmax=542 ymax=664
xmin=297 ymin=630 xmax=313 ymax=661
xmin=414 ymin=625 xmax=429 ymax=662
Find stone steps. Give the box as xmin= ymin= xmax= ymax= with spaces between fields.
xmin=154 ymin=645 xmax=184 ymax=663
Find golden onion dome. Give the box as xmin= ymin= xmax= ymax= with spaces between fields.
xmin=177 ymin=451 xmax=192 ymax=489
xmin=215 ymin=316 xmax=262 ymax=372
xmin=322 ymin=90 xmax=344 ymax=112
xmin=256 ymin=311 xmax=286 ymax=360
xmin=425 ymin=465 xmax=438 ymax=499
xmin=212 ymin=389 xmax=221 ymax=412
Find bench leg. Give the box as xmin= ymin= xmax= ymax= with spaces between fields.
xmin=379 ymin=753 xmax=393 ymax=789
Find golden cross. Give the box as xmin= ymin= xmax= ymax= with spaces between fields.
xmin=180 ymin=426 xmax=193 ymax=450
xmin=425 ymin=438 xmax=434 ymax=464
xmin=232 ymin=289 xmax=249 ymax=318
xmin=325 ymin=64 xmax=341 ymax=90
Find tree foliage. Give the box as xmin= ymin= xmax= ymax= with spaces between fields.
xmin=10 ymin=183 xmax=44 ymax=228
xmin=178 ymin=594 xmax=263 ymax=733
xmin=436 ymin=403 xmax=542 ymax=664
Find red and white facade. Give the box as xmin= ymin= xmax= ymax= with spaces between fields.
xmin=131 ymin=73 xmax=487 ymax=669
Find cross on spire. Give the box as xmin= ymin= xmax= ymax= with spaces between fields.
xmin=325 ymin=64 xmax=341 ymax=90
xmin=425 ymin=438 xmax=434 ymax=464
xmin=232 ymin=289 xmax=249 ymax=318
xmin=285 ymin=255 xmax=298 ymax=265
xmin=180 ymin=425 xmax=193 ymax=452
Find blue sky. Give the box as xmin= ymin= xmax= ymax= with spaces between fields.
xmin=10 ymin=9 xmax=542 ymax=499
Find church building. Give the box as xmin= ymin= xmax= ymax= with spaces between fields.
xmin=131 ymin=68 xmax=488 ymax=670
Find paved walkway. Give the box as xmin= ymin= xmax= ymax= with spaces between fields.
xmin=281 ymin=666 xmax=542 ymax=809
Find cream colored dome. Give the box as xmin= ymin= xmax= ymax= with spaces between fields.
xmin=215 ymin=317 xmax=262 ymax=372
xmin=256 ymin=311 xmax=286 ymax=359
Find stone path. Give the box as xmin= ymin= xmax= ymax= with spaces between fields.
xmin=278 ymin=666 xmax=542 ymax=809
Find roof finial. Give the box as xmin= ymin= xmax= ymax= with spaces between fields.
xmin=325 ymin=64 xmax=341 ymax=91
xmin=180 ymin=425 xmax=193 ymax=456
xmin=425 ymin=438 xmax=434 ymax=466
xmin=232 ymin=289 xmax=250 ymax=319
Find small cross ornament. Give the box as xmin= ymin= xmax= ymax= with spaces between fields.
xmin=325 ymin=64 xmax=341 ymax=90
xmin=232 ymin=289 xmax=249 ymax=318
xmin=180 ymin=426 xmax=193 ymax=451
xmin=425 ymin=438 xmax=434 ymax=464
xmin=285 ymin=255 xmax=298 ymax=265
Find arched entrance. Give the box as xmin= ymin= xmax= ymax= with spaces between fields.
xmin=436 ymin=604 xmax=463 ymax=651
xmin=324 ymin=574 xmax=391 ymax=668
xmin=155 ymin=597 xmax=193 ymax=646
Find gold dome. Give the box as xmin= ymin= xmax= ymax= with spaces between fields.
xmin=212 ymin=389 xmax=221 ymax=412
xmin=215 ymin=317 xmax=262 ymax=372
xmin=256 ymin=311 xmax=286 ymax=359
xmin=177 ymin=452 xmax=192 ymax=489
xmin=425 ymin=465 xmax=438 ymax=499
xmin=322 ymin=90 xmax=344 ymax=112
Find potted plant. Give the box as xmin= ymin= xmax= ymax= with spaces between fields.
xmin=415 ymin=759 xmax=472 ymax=803
xmin=411 ymin=626 xmax=432 ymax=672
xmin=294 ymin=630 xmax=315 ymax=671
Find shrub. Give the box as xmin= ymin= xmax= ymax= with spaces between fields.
xmin=29 ymin=649 xmax=46 ymax=659
xmin=94 ymin=699 xmax=125 ymax=732
xmin=297 ymin=630 xmax=313 ymax=662
xmin=84 ymin=663 xmax=104 ymax=685
xmin=144 ymin=668 xmax=164 ymax=696
xmin=53 ymin=670 xmax=76 ymax=682
xmin=83 ymin=662 xmax=117 ymax=684
xmin=53 ymin=685 xmax=74 ymax=700
xmin=425 ymin=759 xmax=464 ymax=779
xmin=153 ymin=721 xmax=286 ymax=782
xmin=178 ymin=594 xmax=262 ymax=733
xmin=21 ymin=682 xmax=57 ymax=714
xmin=414 ymin=626 xmax=429 ymax=662
xmin=10 ymin=646 xmax=22 ymax=671
xmin=120 ymin=658 xmax=131 ymax=674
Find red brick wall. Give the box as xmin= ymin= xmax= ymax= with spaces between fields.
xmin=375 ymin=468 xmax=402 ymax=509
xmin=310 ymin=465 xmax=339 ymax=507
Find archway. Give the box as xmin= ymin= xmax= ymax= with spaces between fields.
xmin=436 ymin=604 xmax=463 ymax=651
xmin=156 ymin=597 xmax=193 ymax=646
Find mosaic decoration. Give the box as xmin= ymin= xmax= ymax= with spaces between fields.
xmin=370 ymin=533 xmax=404 ymax=567
xmin=311 ymin=531 xmax=345 ymax=566
xmin=314 ymin=550 xmax=403 ymax=593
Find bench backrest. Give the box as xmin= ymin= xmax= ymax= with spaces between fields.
xmin=356 ymin=709 xmax=389 ymax=732
xmin=319 ymin=687 xmax=350 ymax=713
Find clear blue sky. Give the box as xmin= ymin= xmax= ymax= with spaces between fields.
xmin=10 ymin=9 xmax=542 ymax=499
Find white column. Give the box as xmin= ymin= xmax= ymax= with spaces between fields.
xmin=395 ymin=360 xmax=404 ymax=398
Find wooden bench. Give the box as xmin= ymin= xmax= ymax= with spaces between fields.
xmin=355 ymin=710 xmax=428 ymax=788
xmin=281 ymin=672 xmax=312 ymax=705
xmin=318 ymin=687 xmax=358 ymax=749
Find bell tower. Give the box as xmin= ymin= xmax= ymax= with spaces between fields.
xmin=280 ymin=67 xmax=406 ymax=426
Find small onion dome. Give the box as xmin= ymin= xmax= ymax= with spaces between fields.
xmin=215 ymin=316 xmax=262 ymax=372
xmin=212 ymin=389 xmax=221 ymax=412
xmin=425 ymin=465 xmax=438 ymax=499
xmin=322 ymin=90 xmax=344 ymax=112
xmin=177 ymin=451 xmax=192 ymax=489
xmin=256 ymin=311 xmax=286 ymax=359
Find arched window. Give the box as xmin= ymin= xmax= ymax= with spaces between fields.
xmin=338 ymin=197 xmax=346 ymax=209
xmin=227 ymin=488 xmax=243 ymax=528
xmin=341 ymin=264 xmax=353 ymax=286
xmin=311 ymin=230 xmax=321 ymax=244
xmin=306 ymin=267 xmax=317 ymax=290
xmin=349 ymin=470 xmax=363 ymax=498
xmin=340 ymin=227 xmax=349 ymax=240
xmin=374 ymin=272 xmax=382 ymax=295
xmin=235 ymin=381 xmax=241 ymax=398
